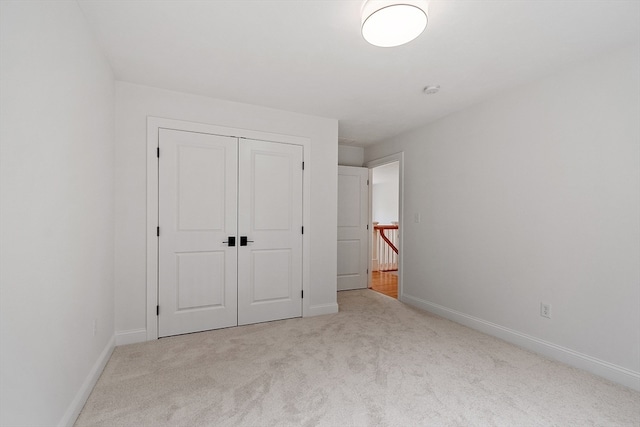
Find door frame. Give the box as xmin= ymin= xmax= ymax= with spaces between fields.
xmin=146 ymin=117 xmax=311 ymax=341
xmin=365 ymin=152 xmax=404 ymax=300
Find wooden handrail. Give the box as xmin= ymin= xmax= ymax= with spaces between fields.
xmin=374 ymin=224 xmax=398 ymax=254
xmin=374 ymin=224 xmax=398 ymax=230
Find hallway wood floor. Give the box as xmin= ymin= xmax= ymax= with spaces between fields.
xmin=370 ymin=271 xmax=398 ymax=299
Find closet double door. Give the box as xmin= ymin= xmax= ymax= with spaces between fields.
xmin=158 ymin=129 xmax=303 ymax=338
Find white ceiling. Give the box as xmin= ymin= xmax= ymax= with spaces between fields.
xmin=78 ymin=0 xmax=640 ymax=146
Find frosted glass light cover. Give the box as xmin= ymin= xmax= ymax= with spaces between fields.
xmin=362 ymin=3 xmax=427 ymax=47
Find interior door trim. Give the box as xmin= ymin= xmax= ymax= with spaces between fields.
xmin=146 ymin=117 xmax=310 ymax=341
xmin=365 ymin=152 xmax=404 ymax=301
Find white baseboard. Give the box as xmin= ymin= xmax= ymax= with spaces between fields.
xmin=58 ymin=335 xmax=115 ymax=427
xmin=401 ymin=294 xmax=640 ymax=392
xmin=115 ymin=328 xmax=148 ymax=346
xmin=306 ymin=302 xmax=339 ymax=317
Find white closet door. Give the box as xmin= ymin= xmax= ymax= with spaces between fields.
xmin=158 ymin=129 xmax=238 ymax=337
xmin=237 ymin=139 xmax=303 ymax=326
xmin=337 ymin=166 xmax=369 ymax=290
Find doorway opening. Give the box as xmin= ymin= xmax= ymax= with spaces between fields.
xmin=369 ymin=160 xmax=400 ymax=299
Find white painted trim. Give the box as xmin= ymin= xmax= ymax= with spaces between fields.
xmin=146 ymin=119 xmax=159 ymax=341
xmin=367 ymin=168 xmax=373 ymax=286
xmin=365 ymin=153 xmax=404 ymax=298
xmin=58 ymin=336 xmax=115 ymax=427
xmin=147 ymin=117 xmax=312 ymax=340
xmin=115 ymin=328 xmax=148 ymax=346
xmin=401 ymin=294 xmax=640 ymax=391
xmin=307 ymin=303 xmax=339 ymax=317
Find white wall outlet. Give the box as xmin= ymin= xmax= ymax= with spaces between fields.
xmin=540 ymin=303 xmax=551 ymax=319
xmin=414 ymin=213 xmax=421 ymax=223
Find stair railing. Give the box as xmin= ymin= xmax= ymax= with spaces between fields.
xmin=373 ymin=223 xmax=398 ymax=271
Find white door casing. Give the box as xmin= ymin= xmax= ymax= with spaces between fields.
xmin=337 ymin=166 xmax=369 ymax=291
xmin=158 ymin=129 xmax=238 ymax=337
xmin=147 ymin=118 xmax=314 ymax=341
xmin=237 ymin=139 xmax=304 ymax=325
xmin=366 ymin=152 xmax=404 ymax=300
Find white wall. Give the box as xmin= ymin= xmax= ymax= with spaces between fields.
xmin=338 ymin=144 xmax=364 ymax=166
xmin=114 ymin=82 xmax=338 ymax=341
xmin=0 ymin=2 xmax=115 ymax=425
xmin=365 ymin=46 xmax=640 ymax=389
xmin=372 ymin=162 xmax=399 ymax=224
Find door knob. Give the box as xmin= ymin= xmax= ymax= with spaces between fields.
xmin=240 ymin=236 xmax=254 ymax=246
xmin=222 ymin=236 xmax=236 ymax=247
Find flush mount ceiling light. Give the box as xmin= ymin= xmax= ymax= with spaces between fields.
xmin=361 ymin=0 xmax=428 ymax=47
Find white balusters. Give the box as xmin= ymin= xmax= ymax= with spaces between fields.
xmin=373 ymin=223 xmax=398 ymax=271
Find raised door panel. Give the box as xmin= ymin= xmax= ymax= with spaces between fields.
xmin=338 ymin=174 xmax=361 ymax=229
xmin=251 ymin=249 xmax=292 ymax=302
xmin=176 ymin=252 xmax=225 ymax=309
xmin=337 ymin=240 xmax=361 ymax=276
xmin=177 ymin=145 xmax=225 ymax=231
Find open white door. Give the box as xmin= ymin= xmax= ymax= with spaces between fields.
xmin=337 ymin=166 xmax=369 ymax=291
xmin=237 ymin=139 xmax=304 ymax=325
xmin=158 ymin=129 xmax=238 ymax=337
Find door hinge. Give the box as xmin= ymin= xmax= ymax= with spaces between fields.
xmin=367 ymin=224 xmax=369 ymax=230
xmin=302 ymin=161 xmax=305 ymax=170
xmin=367 ymin=179 xmax=369 ymax=185
xmin=157 ymin=147 xmax=160 ymax=158
xmin=301 ymin=290 xmax=304 ymax=299
xmin=301 ymin=226 xmax=304 ymax=234
xmin=156 ymin=305 xmax=159 ymax=316
xmin=157 ymin=226 xmax=160 ymax=237
xmin=367 ymin=269 xmax=369 ymax=274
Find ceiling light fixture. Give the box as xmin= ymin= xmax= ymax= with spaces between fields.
xmin=361 ymin=0 xmax=428 ymax=48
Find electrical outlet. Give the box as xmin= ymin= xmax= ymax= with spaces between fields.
xmin=414 ymin=213 xmax=421 ymax=223
xmin=93 ymin=319 xmax=97 ymax=336
xmin=540 ymin=303 xmax=551 ymax=319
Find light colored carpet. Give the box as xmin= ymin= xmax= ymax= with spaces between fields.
xmin=76 ymin=290 xmax=640 ymax=426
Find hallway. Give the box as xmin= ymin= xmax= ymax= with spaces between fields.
xmin=370 ymin=271 xmax=398 ymax=299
